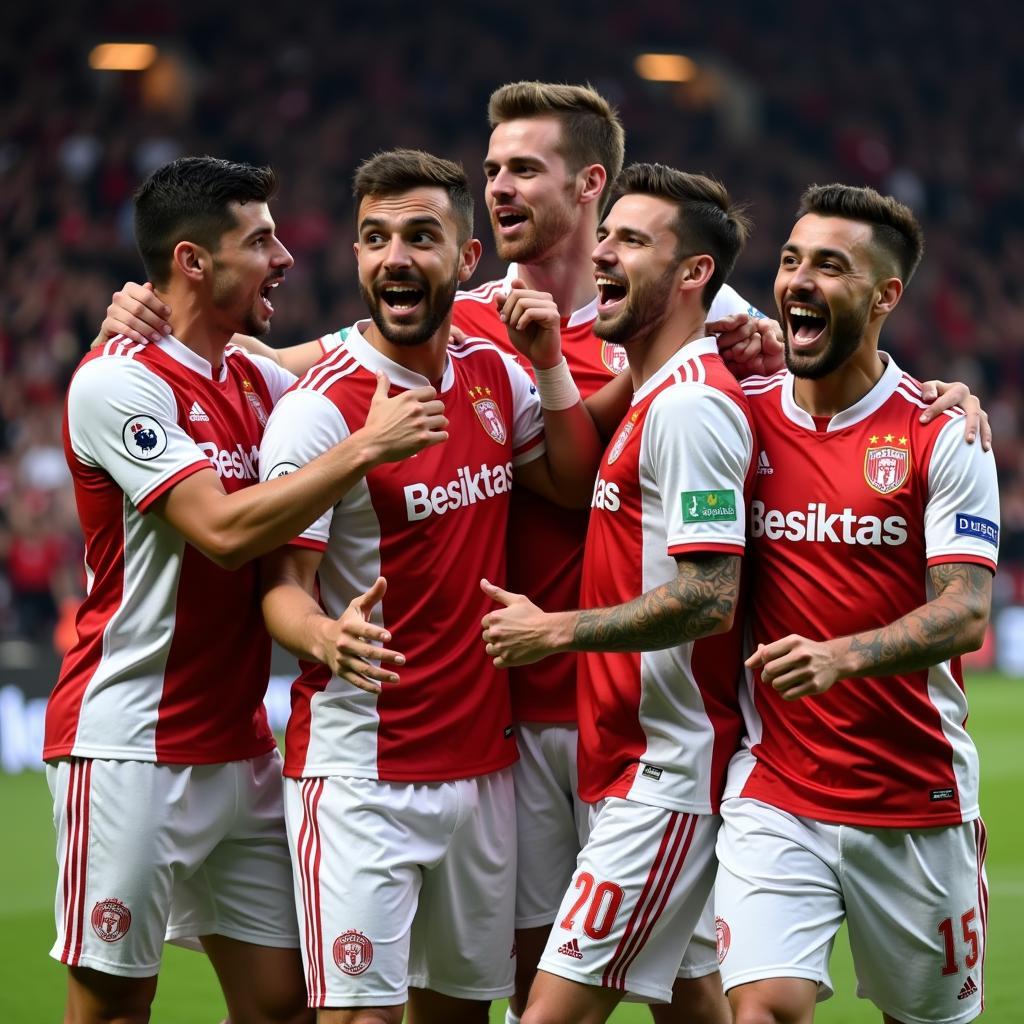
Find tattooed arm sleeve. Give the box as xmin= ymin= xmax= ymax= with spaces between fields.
xmin=838 ymin=562 xmax=993 ymax=678
xmin=572 ymin=553 xmax=741 ymax=653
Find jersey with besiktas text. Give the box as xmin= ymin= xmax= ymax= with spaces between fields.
xmin=260 ymin=323 xmax=545 ymax=782
xmin=725 ymin=355 xmax=1000 ymax=827
xmin=577 ymin=337 xmax=755 ymax=813
xmin=453 ymin=264 xmax=758 ymax=724
xmin=45 ymin=335 xmax=294 ymax=764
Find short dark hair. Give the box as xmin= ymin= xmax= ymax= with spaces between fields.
xmin=134 ymin=156 xmax=278 ymax=287
xmin=797 ymin=184 xmax=924 ymax=283
xmin=353 ymin=149 xmax=474 ymax=242
xmin=610 ymin=163 xmax=751 ymax=311
xmin=488 ymin=81 xmax=625 ymax=196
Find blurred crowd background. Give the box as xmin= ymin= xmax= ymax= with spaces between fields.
xmin=2 ymin=0 xmax=1023 ymax=657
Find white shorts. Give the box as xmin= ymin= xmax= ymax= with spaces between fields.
xmin=285 ymin=768 xmax=516 ymax=1008
xmin=539 ymin=798 xmax=719 ymax=1003
xmin=48 ymin=752 xmax=298 ymax=978
xmin=716 ymin=797 xmax=988 ymax=1024
xmin=513 ymin=723 xmax=589 ymax=929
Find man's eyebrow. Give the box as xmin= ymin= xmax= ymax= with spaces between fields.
xmin=782 ymin=243 xmax=850 ymax=262
xmin=242 ymin=225 xmax=273 ymax=242
xmin=359 ymin=215 xmax=444 ymax=231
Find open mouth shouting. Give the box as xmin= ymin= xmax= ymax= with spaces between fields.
xmin=259 ymin=276 xmax=283 ymax=316
xmin=596 ymin=273 xmax=629 ymax=315
xmin=377 ymin=279 xmax=428 ymax=317
xmin=785 ymin=300 xmax=829 ymax=350
xmin=491 ymin=205 xmax=530 ymax=236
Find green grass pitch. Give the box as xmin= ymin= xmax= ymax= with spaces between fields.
xmin=3 ymin=671 xmax=1020 ymax=1022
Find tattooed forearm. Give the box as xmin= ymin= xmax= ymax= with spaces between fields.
xmin=842 ymin=563 xmax=992 ymax=677
xmin=572 ymin=554 xmax=740 ymax=653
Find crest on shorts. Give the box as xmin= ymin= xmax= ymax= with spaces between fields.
xmin=333 ymin=930 xmax=373 ymax=976
xmin=607 ymin=410 xmax=640 ymax=465
xmin=242 ymin=379 xmax=268 ymax=427
xmin=468 ymin=386 xmax=506 ymax=444
xmin=91 ymin=898 xmax=132 ymax=943
xmin=715 ymin=916 xmax=731 ymax=963
xmin=600 ymin=341 xmax=628 ymax=374
xmin=864 ymin=436 xmax=910 ymax=494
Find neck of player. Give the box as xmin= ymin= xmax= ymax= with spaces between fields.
xmin=517 ymin=219 xmax=601 ymax=316
xmin=792 ymin=339 xmax=887 ymax=418
xmin=627 ymin=304 xmax=709 ymax=390
xmin=157 ymin=285 xmax=233 ymax=375
xmin=363 ymin=316 xmax=451 ymax=386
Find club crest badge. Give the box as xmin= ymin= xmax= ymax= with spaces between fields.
xmin=607 ymin=410 xmax=640 ymax=465
xmin=600 ymin=341 xmax=628 ymax=374
xmin=469 ymin=386 xmax=506 ymax=444
xmin=91 ymin=898 xmax=131 ymax=943
xmin=864 ymin=437 xmax=910 ymax=494
xmin=242 ymin=379 xmax=268 ymax=427
xmin=715 ymin=916 xmax=731 ymax=963
xmin=334 ymin=930 xmax=373 ymax=976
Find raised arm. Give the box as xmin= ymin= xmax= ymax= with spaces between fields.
xmin=498 ymin=282 xmax=604 ymax=507
xmin=480 ymin=553 xmax=740 ymax=667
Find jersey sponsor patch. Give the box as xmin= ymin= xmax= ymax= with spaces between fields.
xmin=750 ymin=500 xmax=909 ymax=546
xmin=404 ymin=461 xmax=513 ymax=521
xmin=333 ymin=930 xmax=373 ymax=975
xmin=122 ymin=415 xmax=167 ymax=461
xmin=682 ymin=489 xmax=737 ymax=523
xmin=930 ymin=788 xmax=955 ymax=801
xmin=267 ymin=461 xmax=300 ymax=480
xmin=955 ymin=513 xmax=999 ymax=547
xmin=91 ymin=898 xmax=132 ymax=942
xmin=641 ymin=764 xmax=663 ymax=780
xmin=197 ymin=441 xmax=260 ymax=481
xmin=864 ymin=439 xmax=910 ymax=494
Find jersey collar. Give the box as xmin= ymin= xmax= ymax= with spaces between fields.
xmin=159 ymin=335 xmax=229 ymax=382
xmin=781 ymin=351 xmax=902 ymax=431
xmin=631 ymin=335 xmax=719 ymax=405
xmin=347 ymin=320 xmax=456 ymax=393
xmin=502 ymin=263 xmax=598 ymax=328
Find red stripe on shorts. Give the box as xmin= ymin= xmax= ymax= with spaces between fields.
xmin=299 ymin=779 xmax=327 ymax=1006
xmin=61 ymin=759 xmax=92 ymax=965
xmin=975 ymin=818 xmax=988 ymax=1011
xmin=602 ymin=812 xmax=689 ymax=990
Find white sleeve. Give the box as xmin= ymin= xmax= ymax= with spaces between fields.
xmin=924 ymin=416 xmax=1000 ymax=567
xmin=247 ymin=353 xmax=297 ymax=406
xmin=318 ymin=327 xmax=349 ymax=354
xmin=502 ymin=354 xmax=546 ymax=466
xmin=67 ymin=357 xmax=212 ymax=510
xmin=707 ymin=282 xmax=767 ymax=321
xmin=643 ymin=384 xmax=752 ymax=556
xmin=258 ymin=388 xmax=351 ymax=547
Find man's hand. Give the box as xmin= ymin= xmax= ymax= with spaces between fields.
xmin=496 ymin=280 xmax=562 ymax=369
xmin=480 ymin=578 xmax=571 ymax=668
xmin=361 ymin=371 xmax=448 ymax=464
xmin=746 ymin=636 xmax=845 ymax=700
xmin=314 ymin=576 xmax=404 ymax=693
xmin=919 ymin=380 xmax=992 ymax=451
xmin=709 ymin=313 xmax=785 ymax=378
xmin=93 ymin=282 xmax=172 ymax=348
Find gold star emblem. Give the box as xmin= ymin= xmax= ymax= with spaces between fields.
xmin=884 ymin=433 xmax=895 ymax=443
xmin=869 ymin=434 xmax=879 ymax=444
xmin=899 ymin=436 xmax=908 ymax=445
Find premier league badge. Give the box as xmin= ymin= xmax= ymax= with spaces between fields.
xmin=864 ymin=437 xmax=910 ymax=494
xmin=469 ymin=386 xmax=506 ymax=444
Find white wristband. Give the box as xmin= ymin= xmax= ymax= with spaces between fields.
xmin=533 ymin=357 xmax=581 ymax=411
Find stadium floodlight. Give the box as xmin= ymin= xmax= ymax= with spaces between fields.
xmin=88 ymin=43 xmax=158 ymax=72
xmin=634 ymin=53 xmax=698 ymax=83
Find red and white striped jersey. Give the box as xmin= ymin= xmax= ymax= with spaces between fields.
xmin=453 ymin=263 xmax=757 ymax=724
xmin=259 ymin=322 xmax=545 ymax=782
xmin=45 ymin=335 xmax=295 ymax=764
xmin=577 ymin=337 xmax=755 ymax=813
xmin=726 ymin=355 xmax=1000 ymax=827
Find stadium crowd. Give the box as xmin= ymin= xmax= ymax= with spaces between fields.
xmin=2 ymin=0 xmax=1023 ymax=645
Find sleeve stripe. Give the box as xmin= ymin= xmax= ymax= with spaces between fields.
xmin=135 ymin=460 xmax=212 ymax=513
xmin=667 ymin=541 xmax=745 ymax=557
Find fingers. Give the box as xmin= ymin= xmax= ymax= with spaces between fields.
xmin=373 ymin=371 xmax=392 ymax=400
xmin=449 ymin=325 xmax=467 ymax=345
xmin=979 ymin=410 xmax=992 ymax=452
xmin=918 ymin=380 xmax=966 ymax=422
xmin=705 ymin=313 xmax=750 ymax=335
xmin=499 ymin=292 xmax=558 ymax=331
xmin=108 ymin=282 xmax=172 ymax=343
xmin=357 ymin=576 xmax=388 ymax=613
xmin=480 ymin=577 xmax=517 ymax=606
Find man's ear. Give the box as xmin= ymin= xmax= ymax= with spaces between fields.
xmin=577 ymin=163 xmax=608 ymax=208
xmin=172 ymin=241 xmax=208 ymax=282
xmin=875 ymin=276 xmax=903 ymax=316
xmin=458 ymin=237 xmax=484 ymax=283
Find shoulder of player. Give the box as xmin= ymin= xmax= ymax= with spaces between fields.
xmin=454 ymin=278 xmax=506 ymax=305
xmin=70 ymin=340 xmax=173 ymax=397
xmin=886 ymin=371 xmax=966 ymax=432
xmin=647 ymin=372 xmax=752 ymax=432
